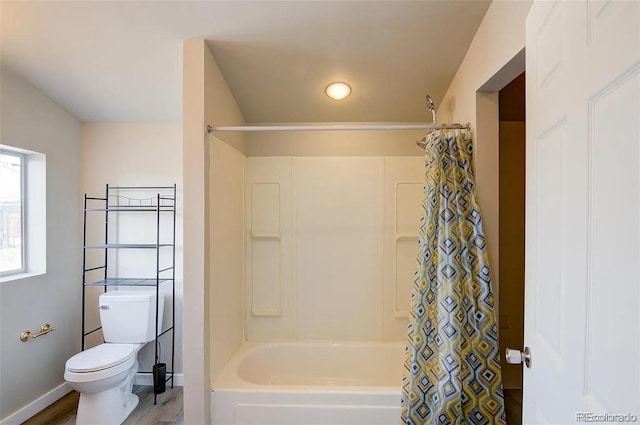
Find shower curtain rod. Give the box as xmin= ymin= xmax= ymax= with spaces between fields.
xmin=206 ymin=123 xmax=471 ymax=133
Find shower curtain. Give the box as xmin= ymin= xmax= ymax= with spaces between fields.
xmin=401 ymin=129 xmax=506 ymax=425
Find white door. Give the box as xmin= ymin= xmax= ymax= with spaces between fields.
xmin=524 ymin=0 xmax=639 ymax=423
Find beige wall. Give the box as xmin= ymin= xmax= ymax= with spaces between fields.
xmin=182 ymin=39 xmax=211 ymax=425
xmin=439 ymin=1 xmax=532 ymax=124
xmin=80 ymin=123 xmax=184 ymax=379
xmin=246 ymin=129 xmax=424 ymax=157
xmin=204 ymin=42 xmax=247 ymax=155
xmin=0 ymin=67 xmax=81 ymax=422
xmin=439 ymin=0 xmax=532 ymax=309
xmin=209 ymin=138 xmax=245 ymax=383
xmin=182 ymin=39 xmax=246 ymax=425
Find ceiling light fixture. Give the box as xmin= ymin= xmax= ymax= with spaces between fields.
xmin=325 ymin=82 xmax=351 ymax=100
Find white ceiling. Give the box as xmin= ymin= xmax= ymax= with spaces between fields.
xmin=0 ymin=1 xmax=491 ymax=124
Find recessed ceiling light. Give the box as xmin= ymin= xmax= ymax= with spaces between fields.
xmin=325 ymin=82 xmax=351 ymax=100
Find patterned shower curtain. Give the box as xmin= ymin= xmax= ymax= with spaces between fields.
xmin=401 ymin=129 xmax=506 ymax=425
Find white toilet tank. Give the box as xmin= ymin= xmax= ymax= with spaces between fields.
xmin=99 ymin=289 xmax=164 ymax=343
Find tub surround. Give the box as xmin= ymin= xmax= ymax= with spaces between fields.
xmin=245 ymin=156 xmax=423 ymax=343
xmin=207 ymin=152 xmax=424 ymax=424
xmin=210 ymin=137 xmax=246 ymax=383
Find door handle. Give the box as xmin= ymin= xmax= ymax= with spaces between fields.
xmin=505 ymin=346 xmax=531 ymax=368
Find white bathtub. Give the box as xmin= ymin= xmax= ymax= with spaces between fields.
xmin=211 ymin=341 xmax=404 ymax=425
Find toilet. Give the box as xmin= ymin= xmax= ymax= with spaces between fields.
xmin=65 ymin=289 xmax=164 ymax=425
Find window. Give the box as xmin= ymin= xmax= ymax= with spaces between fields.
xmin=0 ymin=145 xmax=45 ymax=282
xmin=0 ymin=150 xmax=25 ymax=274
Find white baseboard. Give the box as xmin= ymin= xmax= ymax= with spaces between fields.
xmin=134 ymin=372 xmax=184 ymax=387
xmin=0 ymin=382 xmax=71 ymax=425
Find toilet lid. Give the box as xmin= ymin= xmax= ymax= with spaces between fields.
xmin=66 ymin=344 xmax=136 ymax=373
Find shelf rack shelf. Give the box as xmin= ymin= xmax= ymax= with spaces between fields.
xmin=81 ymin=184 xmax=176 ymax=405
xmin=84 ymin=244 xmax=174 ymax=249
xmin=84 ymin=278 xmax=174 ymax=287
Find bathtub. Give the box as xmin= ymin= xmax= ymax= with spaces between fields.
xmin=211 ymin=341 xmax=404 ymax=425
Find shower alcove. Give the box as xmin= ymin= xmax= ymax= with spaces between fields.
xmin=208 ymin=126 xmax=429 ymax=424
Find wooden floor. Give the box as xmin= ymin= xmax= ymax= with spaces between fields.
xmin=22 ymin=386 xmax=183 ymax=425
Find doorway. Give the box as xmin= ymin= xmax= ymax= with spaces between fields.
xmin=497 ymin=72 xmax=526 ymax=425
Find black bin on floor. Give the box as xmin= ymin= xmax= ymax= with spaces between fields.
xmin=153 ymin=363 xmax=166 ymax=394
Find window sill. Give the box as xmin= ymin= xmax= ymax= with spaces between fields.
xmin=0 ymin=271 xmax=45 ymax=283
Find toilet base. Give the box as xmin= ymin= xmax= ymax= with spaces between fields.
xmin=76 ymin=390 xmax=138 ymax=425
xmin=73 ymin=360 xmax=139 ymax=425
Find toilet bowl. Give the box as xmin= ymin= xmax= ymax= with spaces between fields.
xmin=65 ymin=289 xmax=164 ymax=425
xmin=65 ymin=344 xmax=142 ymax=424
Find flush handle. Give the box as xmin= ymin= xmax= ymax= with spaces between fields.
xmin=505 ymin=346 xmax=532 ymax=368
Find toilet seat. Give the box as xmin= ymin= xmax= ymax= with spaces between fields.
xmin=65 ymin=343 xmax=141 ymax=384
xmin=66 ymin=344 xmax=137 ymax=373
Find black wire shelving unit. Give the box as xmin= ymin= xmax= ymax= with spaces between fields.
xmin=81 ymin=184 xmax=176 ymax=405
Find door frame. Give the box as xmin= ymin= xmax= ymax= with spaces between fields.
xmin=474 ymin=47 xmax=526 ymax=385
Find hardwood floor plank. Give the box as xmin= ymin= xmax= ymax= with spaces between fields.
xmin=22 ymin=392 xmax=79 ymax=425
xmin=124 ymin=386 xmax=183 ymax=425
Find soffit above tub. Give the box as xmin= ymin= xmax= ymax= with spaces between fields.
xmin=0 ymin=1 xmax=491 ymax=123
